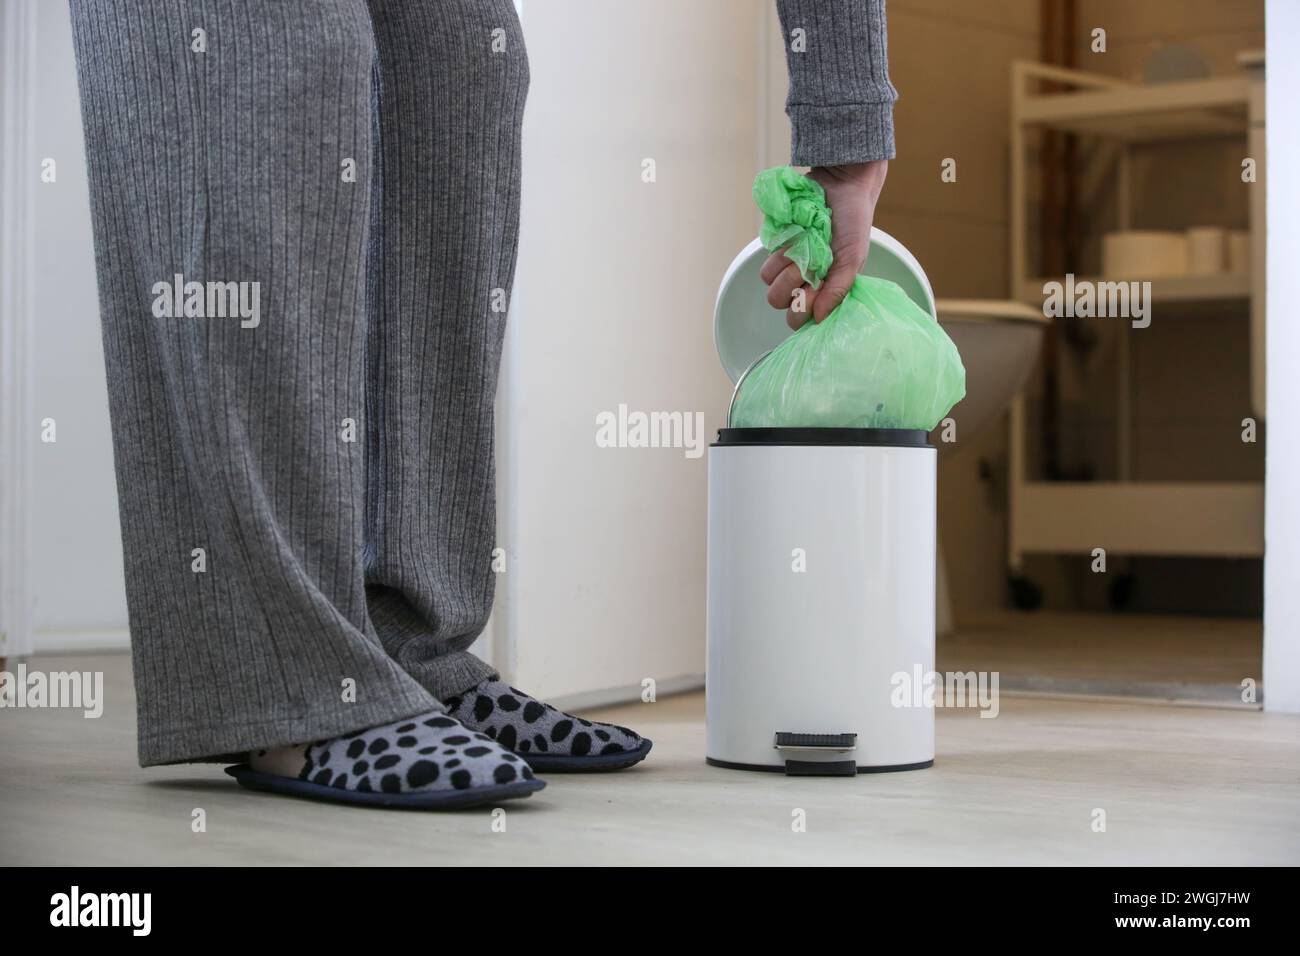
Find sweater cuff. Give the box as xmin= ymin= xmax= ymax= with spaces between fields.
xmin=788 ymin=101 xmax=896 ymax=167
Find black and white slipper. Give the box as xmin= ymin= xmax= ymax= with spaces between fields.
xmin=517 ymin=737 xmax=654 ymax=774
xmin=442 ymin=679 xmax=654 ymax=773
xmin=224 ymin=763 xmax=543 ymax=809
xmin=225 ymin=710 xmax=545 ymax=810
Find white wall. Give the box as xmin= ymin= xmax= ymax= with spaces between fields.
xmin=1263 ymin=0 xmax=1300 ymax=713
xmin=0 ymin=0 xmax=39 ymax=659
xmin=28 ymin=0 xmax=129 ymax=651
xmin=760 ymin=2 xmax=792 ymax=171
xmin=502 ymin=0 xmax=759 ymax=701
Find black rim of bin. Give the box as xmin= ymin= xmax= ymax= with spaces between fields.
xmin=713 ymin=427 xmax=932 ymax=447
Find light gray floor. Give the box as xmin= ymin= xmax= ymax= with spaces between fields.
xmin=2 ymin=652 xmax=1298 ymax=865
xmin=939 ymin=611 xmax=1262 ymax=705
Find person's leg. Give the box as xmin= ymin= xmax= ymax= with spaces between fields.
xmin=363 ymin=0 xmax=649 ymax=771
xmin=69 ymin=0 xmax=540 ymax=803
xmin=360 ymin=0 xmax=526 ymax=698
xmin=70 ymin=0 xmax=426 ymax=765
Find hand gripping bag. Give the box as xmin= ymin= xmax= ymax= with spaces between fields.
xmin=730 ymin=166 xmax=966 ymax=431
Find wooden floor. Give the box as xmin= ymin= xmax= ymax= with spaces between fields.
xmin=2 ymin=651 xmax=1298 ymax=866
xmin=940 ymin=611 xmax=1262 ymax=705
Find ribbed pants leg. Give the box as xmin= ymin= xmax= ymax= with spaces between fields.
xmin=361 ymin=0 xmax=529 ymax=699
xmin=69 ymin=0 xmax=437 ymax=766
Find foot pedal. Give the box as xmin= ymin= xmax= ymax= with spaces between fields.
xmin=784 ymin=758 xmax=857 ymax=777
xmin=774 ymin=732 xmax=857 ymax=776
xmin=774 ymin=732 xmax=856 ymax=752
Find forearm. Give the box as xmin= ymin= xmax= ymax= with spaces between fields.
xmin=776 ymin=0 xmax=898 ymax=166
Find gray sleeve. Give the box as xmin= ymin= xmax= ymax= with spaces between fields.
xmin=776 ymin=0 xmax=898 ymax=166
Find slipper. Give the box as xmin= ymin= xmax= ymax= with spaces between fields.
xmin=224 ymin=764 xmax=544 ymax=809
xmin=441 ymin=679 xmax=654 ymax=774
xmin=516 ymin=738 xmax=653 ymax=774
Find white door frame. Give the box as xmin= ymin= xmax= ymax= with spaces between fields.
xmin=0 ymin=0 xmax=38 ymax=661
xmin=1263 ymin=0 xmax=1300 ymax=713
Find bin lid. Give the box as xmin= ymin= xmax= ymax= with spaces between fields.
xmin=713 ymin=227 xmax=937 ymax=383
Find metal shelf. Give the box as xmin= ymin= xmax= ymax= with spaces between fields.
xmin=1018 ymin=74 xmax=1250 ymax=142
xmin=1006 ymin=59 xmax=1266 ymax=574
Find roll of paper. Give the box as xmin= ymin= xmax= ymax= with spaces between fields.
xmin=1102 ymin=230 xmax=1188 ymax=278
xmin=1227 ymin=230 xmax=1250 ymax=275
xmin=1186 ymin=226 xmax=1226 ymax=275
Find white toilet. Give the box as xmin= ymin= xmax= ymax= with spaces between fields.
xmin=931 ymin=299 xmax=1048 ymax=635
xmin=932 ymin=299 xmax=1047 ymax=451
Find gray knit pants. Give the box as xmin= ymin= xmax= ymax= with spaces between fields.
xmin=69 ymin=0 xmax=528 ymax=766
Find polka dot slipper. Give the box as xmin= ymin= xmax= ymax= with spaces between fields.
xmin=224 ymin=711 xmax=545 ymax=809
xmin=442 ymin=679 xmax=653 ymax=773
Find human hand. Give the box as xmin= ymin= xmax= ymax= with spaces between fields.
xmin=759 ymin=160 xmax=888 ymax=330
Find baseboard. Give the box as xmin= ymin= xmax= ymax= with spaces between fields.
xmin=547 ymin=674 xmax=705 ymax=713
xmin=34 ymin=629 xmax=131 ymax=654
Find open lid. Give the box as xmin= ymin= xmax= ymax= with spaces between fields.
xmin=713 ymin=226 xmax=937 ymax=383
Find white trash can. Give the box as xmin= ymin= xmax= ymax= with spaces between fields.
xmin=705 ymin=229 xmax=938 ymax=776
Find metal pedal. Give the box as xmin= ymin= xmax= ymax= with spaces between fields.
xmin=774 ymin=733 xmax=858 ymax=776
xmin=774 ymin=732 xmax=857 ymax=753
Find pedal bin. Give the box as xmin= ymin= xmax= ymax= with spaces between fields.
xmin=706 ymin=228 xmax=938 ymax=776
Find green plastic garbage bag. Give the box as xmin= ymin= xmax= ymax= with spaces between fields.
xmin=730 ymin=166 xmax=966 ymax=431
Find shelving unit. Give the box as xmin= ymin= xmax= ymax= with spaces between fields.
xmin=1007 ymin=60 xmax=1266 ymax=584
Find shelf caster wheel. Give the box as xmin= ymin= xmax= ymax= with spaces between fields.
xmin=1009 ymin=573 xmax=1043 ymax=611
xmin=1108 ymin=573 xmax=1136 ymax=611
